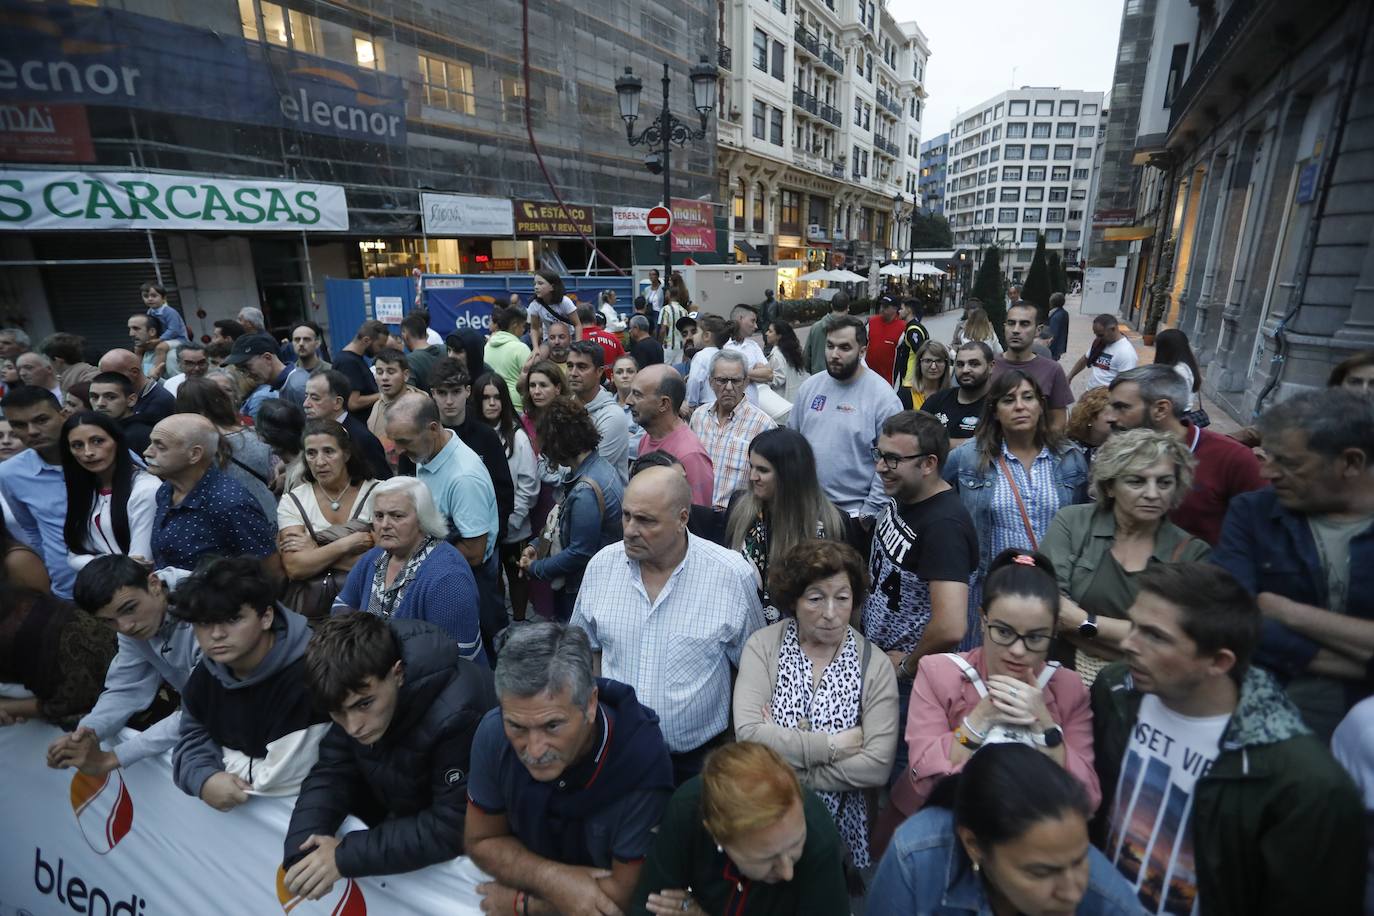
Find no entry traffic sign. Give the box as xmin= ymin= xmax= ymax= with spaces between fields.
xmin=646 ymin=205 xmax=673 ymax=236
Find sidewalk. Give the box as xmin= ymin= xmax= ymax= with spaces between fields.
xmin=800 ymin=295 xmax=1239 ymax=436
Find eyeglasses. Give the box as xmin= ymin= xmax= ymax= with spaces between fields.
xmin=985 ymin=621 xmax=1052 ymax=652
xmin=869 ymin=447 xmax=934 ymax=470
xmin=919 ymin=358 xmax=947 ymax=367
xmin=711 ymin=377 xmax=746 ymax=388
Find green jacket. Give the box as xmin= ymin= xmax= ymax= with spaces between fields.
xmin=804 ymin=313 xmax=840 ymax=375
xmin=1091 ymin=663 xmax=1365 ymax=916
xmin=483 ymin=330 xmax=532 ymax=411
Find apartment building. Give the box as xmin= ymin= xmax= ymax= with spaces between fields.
xmin=716 ymin=0 xmax=929 ymax=288
xmin=944 ymin=87 xmax=1106 ymax=281
xmin=917 ymin=132 xmax=949 ymax=215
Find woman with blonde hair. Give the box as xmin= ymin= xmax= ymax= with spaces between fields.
xmin=901 ymin=340 xmax=953 ymax=410
xmin=631 ymin=742 xmax=849 ymax=914
xmin=955 ymin=307 xmax=1003 ymax=358
xmin=1041 ymin=428 xmax=1210 ymax=683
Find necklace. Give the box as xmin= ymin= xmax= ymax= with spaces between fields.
xmin=318 ymin=479 xmax=351 ymax=511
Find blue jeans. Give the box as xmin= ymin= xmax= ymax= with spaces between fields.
xmin=472 ymin=551 xmax=504 ymax=666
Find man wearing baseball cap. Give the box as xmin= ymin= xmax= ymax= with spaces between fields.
xmin=226 ymin=332 xmax=289 ymax=420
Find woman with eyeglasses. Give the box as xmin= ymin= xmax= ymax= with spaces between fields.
xmin=869 ymin=549 xmax=1098 ymax=860
xmin=900 ymin=340 xmax=952 ymax=410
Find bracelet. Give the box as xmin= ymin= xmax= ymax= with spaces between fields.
xmin=961 ymin=715 xmax=987 ymax=742
xmin=898 ymin=652 xmax=915 ymax=679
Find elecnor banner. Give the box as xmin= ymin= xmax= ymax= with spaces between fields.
xmin=670 ymin=197 xmax=715 ymax=253
xmin=0 ymin=170 xmax=350 ymax=231
xmin=0 ymin=721 xmax=484 ymax=914
xmin=420 ymin=192 xmax=514 ymax=237
xmin=612 ymin=206 xmax=652 ymax=236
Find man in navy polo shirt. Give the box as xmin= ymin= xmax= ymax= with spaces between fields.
xmin=466 ymin=623 xmax=673 ymax=916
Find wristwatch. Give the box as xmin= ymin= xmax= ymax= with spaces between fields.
xmin=1078 ymin=613 xmax=1099 ymax=639
xmin=1034 ymin=726 xmax=1064 ymax=749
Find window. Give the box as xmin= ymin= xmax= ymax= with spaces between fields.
xmin=733 ymin=191 xmax=745 ymax=230
xmin=1053 ymin=166 xmax=1071 ymax=180
xmin=865 ymin=103 xmax=872 ymax=130
xmin=989 ymin=147 xmax=999 ymax=162
xmin=1005 ymin=144 xmax=1025 ymax=160
xmin=1073 ymin=168 xmax=1090 ymax=179
xmin=770 ymin=107 xmax=784 ymax=145
xmin=1058 ymin=100 xmax=1078 ymax=116
xmin=418 ymin=53 xmax=476 ymax=115
xmin=1006 ymin=122 xmax=1027 ymax=138
xmin=780 ymin=191 xmax=800 ymax=229
xmin=1053 ymin=144 xmax=1073 ymax=160
xmin=999 ymin=188 xmax=1021 ymax=202
xmin=1002 ymin=166 xmax=1023 ymax=181
xmin=990 ymin=125 xmax=1001 ymax=140
xmin=998 ymin=208 xmax=1019 ymax=222
xmin=1025 ymin=187 xmax=1044 ymax=202
xmin=866 ymin=53 xmax=874 ymax=82
xmin=976 ymin=190 xmax=986 ymax=204
xmin=1027 ymin=166 xmax=1046 ymax=181
xmin=994 ymin=103 xmax=1004 ymax=118
xmin=1071 ymin=189 xmax=1087 ymax=200
xmin=980 ymin=150 xmax=990 ymax=164
xmin=1029 ymin=145 xmax=1048 ymax=160
xmin=753 ymin=186 xmax=765 ymax=231
xmin=974 ymin=211 xmax=984 ymax=224
xmin=1164 ymin=43 xmax=1189 ymax=107
xmin=1008 ymin=100 xmax=1029 ymax=116
xmin=984 ymin=208 xmax=995 ymax=222
xmin=1033 ymin=100 xmax=1053 ymax=116
xmin=500 ymin=78 xmax=528 ymax=123
xmin=245 ymin=2 xmax=322 ymax=55
xmin=1077 ymin=147 xmax=1093 ymax=159
xmin=997 ymin=228 xmax=1016 ymax=242
xmin=1068 ymin=209 xmax=1083 ymax=220
xmin=1056 ymin=122 xmax=1075 ymax=138
xmin=1083 ymin=103 xmax=1098 ymax=115
xmin=1045 ymin=228 xmax=1064 ymax=243
xmin=854 ymin=97 xmax=863 ymax=124
xmin=1032 ymin=122 xmax=1051 ymax=138
xmin=771 ymin=41 xmax=785 ymax=79
xmin=1020 ymin=229 xmax=1038 ymax=243
xmin=1023 ymin=208 xmax=1042 ymax=221
xmin=981 ymin=130 xmax=990 ymax=145
xmin=1067 ymin=229 xmax=1081 ymax=241
xmin=1047 ymin=208 xmax=1066 ymax=222
xmin=753 ymin=99 xmax=767 ymax=139
xmin=353 ymin=35 xmax=381 ymax=69
xmin=753 ymin=29 xmax=768 ymax=71
xmin=772 ymin=0 xmax=787 ymax=11
xmin=1048 ymin=187 xmax=1068 ymax=202
xmin=1078 ymin=125 xmax=1096 ymax=138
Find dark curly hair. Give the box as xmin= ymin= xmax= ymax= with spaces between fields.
xmin=534 ymin=396 xmax=602 ymax=468
xmin=768 ymin=539 xmax=869 ymax=622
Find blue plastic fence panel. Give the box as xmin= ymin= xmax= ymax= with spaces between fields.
xmin=423 ymin=275 xmax=636 ymax=337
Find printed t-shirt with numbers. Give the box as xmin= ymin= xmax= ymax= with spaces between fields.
xmin=1105 ymin=694 xmax=1228 ymax=916
xmin=861 ymin=488 xmax=978 ymax=654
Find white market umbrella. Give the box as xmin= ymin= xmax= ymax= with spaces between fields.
xmin=907 ymin=262 xmax=947 ymax=277
xmin=878 ymin=263 xmax=907 ymax=276
xmin=796 ymin=269 xmax=837 ymax=282
xmin=830 ymin=269 xmax=869 ymax=283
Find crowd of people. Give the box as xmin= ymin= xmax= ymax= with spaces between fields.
xmin=1 ymin=274 xmax=1373 ymax=916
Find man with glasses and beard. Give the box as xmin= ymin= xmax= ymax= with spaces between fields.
xmin=920 ymin=341 xmax=994 ymax=448
xmin=788 ymin=316 xmax=903 ymax=532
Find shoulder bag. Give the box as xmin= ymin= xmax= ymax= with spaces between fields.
xmin=281 ymin=482 xmax=378 ymax=620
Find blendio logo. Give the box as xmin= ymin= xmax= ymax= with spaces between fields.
xmin=33 ymin=849 xmax=146 ymax=915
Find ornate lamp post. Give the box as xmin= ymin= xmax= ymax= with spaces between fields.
xmin=614 ymin=57 xmax=719 ymax=296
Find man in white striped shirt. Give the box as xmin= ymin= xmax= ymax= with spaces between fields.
xmin=571 ymin=466 xmax=764 ymax=784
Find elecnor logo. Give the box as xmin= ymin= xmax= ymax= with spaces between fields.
xmin=279 ymin=67 xmax=402 ymax=143
xmin=34 ymin=849 xmax=146 ymax=915
xmin=69 ymin=772 xmax=133 ymax=854
xmin=275 ymin=865 xmax=366 ymax=915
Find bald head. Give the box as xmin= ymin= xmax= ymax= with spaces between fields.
xmin=629 ymin=364 xmax=686 ymax=431
xmin=99 ymin=348 xmax=144 ymax=387
xmin=622 ymin=465 xmax=692 ymax=564
xmin=385 ymin=392 xmax=445 ymax=464
xmin=145 ymin=413 xmax=219 ymax=481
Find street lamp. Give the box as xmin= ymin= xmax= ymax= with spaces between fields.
xmin=615 ymin=57 xmax=718 ymax=299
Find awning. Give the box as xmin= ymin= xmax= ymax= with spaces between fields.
xmin=1103 ymin=225 xmax=1156 ymax=241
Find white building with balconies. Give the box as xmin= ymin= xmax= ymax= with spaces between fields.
xmin=715 ymin=0 xmax=928 ymax=292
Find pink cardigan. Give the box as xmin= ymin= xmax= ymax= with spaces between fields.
xmin=899 ymin=647 xmax=1100 ymax=814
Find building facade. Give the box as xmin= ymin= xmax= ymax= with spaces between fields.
xmin=0 ymin=0 xmax=717 ymax=354
xmin=715 ymin=0 xmax=929 ymax=293
xmin=943 ymin=87 xmax=1105 ymax=282
xmin=1117 ymin=0 xmax=1373 ymax=422
xmin=917 ymin=132 xmax=948 ymax=215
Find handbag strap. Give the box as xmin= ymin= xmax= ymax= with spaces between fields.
xmin=287 ymin=490 xmax=319 ymax=540
xmin=1170 ymin=534 xmax=1197 ymax=563
xmin=230 ymin=454 xmax=271 ymax=486
xmin=996 ymin=454 xmax=1039 ymax=550
xmin=351 ymin=480 xmax=379 ymax=520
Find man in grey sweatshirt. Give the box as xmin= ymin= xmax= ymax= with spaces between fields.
xmin=568 ymin=340 xmax=630 ymax=482
xmin=46 ymin=556 xmax=198 ymax=777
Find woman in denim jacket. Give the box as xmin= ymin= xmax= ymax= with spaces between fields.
xmin=942 ymin=370 xmax=1089 ymax=646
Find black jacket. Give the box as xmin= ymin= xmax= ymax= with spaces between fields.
xmin=397 ymin=414 xmax=514 ymax=543
xmin=341 ymin=412 xmax=393 ymax=481
xmin=283 ymin=619 xmax=497 ymax=877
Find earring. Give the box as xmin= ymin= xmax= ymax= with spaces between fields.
xmin=971 ymin=860 xmax=981 ymax=874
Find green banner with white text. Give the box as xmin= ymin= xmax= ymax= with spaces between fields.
xmin=0 ymin=170 xmax=350 ymax=231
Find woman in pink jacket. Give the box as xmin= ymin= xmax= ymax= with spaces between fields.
xmin=870 ymin=548 xmax=1100 ymax=859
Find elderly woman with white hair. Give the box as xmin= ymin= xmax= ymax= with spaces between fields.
xmin=1040 ymin=428 xmax=1210 ymax=684
xmin=332 ymin=476 xmax=486 ymax=664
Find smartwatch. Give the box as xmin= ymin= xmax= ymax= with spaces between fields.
xmin=1034 ymin=726 xmax=1064 ymax=749
xmin=1078 ymin=613 xmax=1099 ymax=639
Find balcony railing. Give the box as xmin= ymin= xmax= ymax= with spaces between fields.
xmin=820 ymin=45 xmax=844 ymax=74
xmin=1168 ymin=0 xmax=1257 ymax=131
xmin=794 ymin=27 xmax=820 ymax=57
xmin=876 ymin=89 xmax=891 ymax=110
xmin=792 ymin=88 xmax=819 ymax=115
xmin=818 ymin=103 xmax=841 ymax=127
xmin=718 ymin=46 xmax=732 ymax=70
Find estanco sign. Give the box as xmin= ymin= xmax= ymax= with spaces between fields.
xmin=0 ymin=170 xmax=350 ymax=231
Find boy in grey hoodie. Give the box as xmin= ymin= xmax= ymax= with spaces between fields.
xmin=46 ymin=556 xmax=198 ymax=777
xmin=170 ymin=556 xmax=330 ymax=811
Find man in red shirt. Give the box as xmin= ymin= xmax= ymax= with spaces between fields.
xmin=865 ymin=295 xmax=906 ymax=383
xmin=1103 ymin=364 xmax=1266 ymax=544
xmin=578 ymin=306 xmax=626 ymax=380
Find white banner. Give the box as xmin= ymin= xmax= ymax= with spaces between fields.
xmin=0 ymin=170 xmax=350 ymax=232
xmin=0 ymin=721 xmax=485 ymax=915
xmin=420 ymin=192 xmax=514 ymax=236
xmin=612 ymin=206 xmax=652 ymax=236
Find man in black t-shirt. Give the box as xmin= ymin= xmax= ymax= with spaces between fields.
xmin=628 ymin=316 xmax=664 ymax=368
xmin=860 ymin=410 xmax=978 ymax=783
xmin=920 ymin=340 xmax=994 ymax=448
xmin=333 ymin=319 xmax=388 ymax=424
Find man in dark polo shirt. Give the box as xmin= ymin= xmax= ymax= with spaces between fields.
xmin=992 ymin=301 xmax=1074 ymax=433
xmin=920 ymin=340 xmax=993 ymax=448
xmin=334 ymin=319 xmax=388 ymax=424
xmin=466 ymin=623 xmax=674 ymax=916
xmin=1103 ymin=364 xmax=1265 ymax=545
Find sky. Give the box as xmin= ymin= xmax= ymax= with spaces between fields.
xmin=890 ymin=0 xmax=1126 ymax=139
